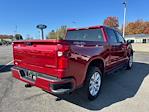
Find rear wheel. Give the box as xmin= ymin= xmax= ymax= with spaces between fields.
xmin=84 ymin=67 xmax=102 ymax=100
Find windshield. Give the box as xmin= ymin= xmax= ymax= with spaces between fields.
xmin=65 ymin=29 xmax=104 ymax=42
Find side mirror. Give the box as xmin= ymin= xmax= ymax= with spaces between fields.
xmin=127 ymin=39 xmax=134 ymax=44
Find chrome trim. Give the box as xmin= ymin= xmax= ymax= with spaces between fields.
xmin=12 ymin=66 xmax=58 ymax=82
xmin=11 ymin=67 xmax=35 ymax=84
xmin=45 ymin=64 xmax=56 ymax=68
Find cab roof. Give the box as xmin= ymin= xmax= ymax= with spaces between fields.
xmin=67 ymin=25 xmax=104 ymax=31
xmin=67 ymin=25 xmax=122 ymax=34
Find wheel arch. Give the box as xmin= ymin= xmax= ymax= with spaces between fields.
xmin=82 ymin=57 xmax=105 ymax=85
xmin=87 ymin=58 xmax=104 ymax=74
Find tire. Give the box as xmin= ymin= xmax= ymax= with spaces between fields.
xmin=84 ymin=67 xmax=102 ymax=101
xmin=127 ymin=55 xmax=133 ymax=69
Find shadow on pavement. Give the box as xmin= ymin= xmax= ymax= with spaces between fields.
xmin=0 ymin=65 xmax=13 ymax=73
xmin=54 ymin=62 xmax=149 ymax=110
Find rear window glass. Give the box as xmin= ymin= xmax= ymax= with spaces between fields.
xmin=65 ymin=29 xmax=104 ymax=42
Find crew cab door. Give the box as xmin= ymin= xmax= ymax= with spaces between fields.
xmin=105 ymin=28 xmax=126 ymax=70
xmin=114 ymin=31 xmax=128 ymax=63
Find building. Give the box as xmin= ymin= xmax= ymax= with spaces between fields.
xmin=125 ymin=34 xmax=149 ymax=43
xmin=0 ymin=35 xmax=14 ymax=42
xmin=0 ymin=35 xmax=14 ymax=45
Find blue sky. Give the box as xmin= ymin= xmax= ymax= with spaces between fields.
xmin=0 ymin=0 xmax=149 ymax=39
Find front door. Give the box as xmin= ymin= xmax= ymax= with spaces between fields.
xmin=105 ymin=28 xmax=126 ymax=71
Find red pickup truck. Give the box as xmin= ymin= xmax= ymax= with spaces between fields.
xmin=11 ymin=25 xmax=133 ymax=100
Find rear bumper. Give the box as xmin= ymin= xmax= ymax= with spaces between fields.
xmin=11 ymin=66 xmax=76 ymax=94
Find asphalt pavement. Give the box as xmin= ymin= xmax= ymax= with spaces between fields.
xmin=0 ymin=46 xmax=149 ymax=112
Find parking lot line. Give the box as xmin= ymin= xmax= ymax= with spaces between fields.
xmin=0 ymin=60 xmax=14 ymax=71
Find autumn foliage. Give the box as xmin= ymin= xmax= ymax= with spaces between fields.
xmin=125 ymin=20 xmax=149 ymax=35
xmin=103 ymin=16 xmax=119 ymax=28
xmin=48 ymin=26 xmax=67 ymax=40
xmin=0 ymin=35 xmax=13 ymax=39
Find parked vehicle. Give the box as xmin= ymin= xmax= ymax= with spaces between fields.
xmin=11 ymin=26 xmax=133 ymax=100
xmin=0 ymin=41 xmax=12 ymax=46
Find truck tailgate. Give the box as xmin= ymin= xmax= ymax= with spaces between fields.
xmin=13 ymin=40 xmax=59 ymax=76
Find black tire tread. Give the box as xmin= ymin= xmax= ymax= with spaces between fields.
xmin=84 ymin=66 xmax=102 ymax=101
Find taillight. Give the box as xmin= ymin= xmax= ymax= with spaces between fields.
xmin=57 ymin=44 xmax=69 ymax=69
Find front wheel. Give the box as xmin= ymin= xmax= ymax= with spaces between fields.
xmin=127 ymin=55 xmax=133 ymax=69
xmin=84 ymin=67 xmax=102 ymax=101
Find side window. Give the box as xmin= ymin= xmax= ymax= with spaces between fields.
xmin=106 ymin=28 xmax=118 ymax=43
xmin=115 ymin=31 xmax=125 ymax=43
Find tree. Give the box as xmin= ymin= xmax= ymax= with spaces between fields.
xmin=144 ymin=27 xmax=149 ymax=34
xmin=56 ymin=26 xmax=67 ymax=39
xmin=143 ymin=22 xmax=149 ymax=34
xmin=15 ymin=34 xmax=23 ymax=40
xmin=48 ymin=30 xmax=56 ymax=39
xmin=48 ymin=25 xmax=67 ymax=40
xmin=103 ymin=16 xmax=119 ymax=28
xmin=125 ymin=20 xmax=149 ymax=35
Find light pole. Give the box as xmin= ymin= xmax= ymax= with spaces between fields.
xmin=123 ymin=1 xmax=127 ymax=37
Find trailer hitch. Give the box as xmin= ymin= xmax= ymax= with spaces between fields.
xmin=25 ymin=83 xmax=32 ymax=88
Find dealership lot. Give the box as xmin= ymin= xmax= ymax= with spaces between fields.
xmin=0 ymin=46 xmax=149 ymax=112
